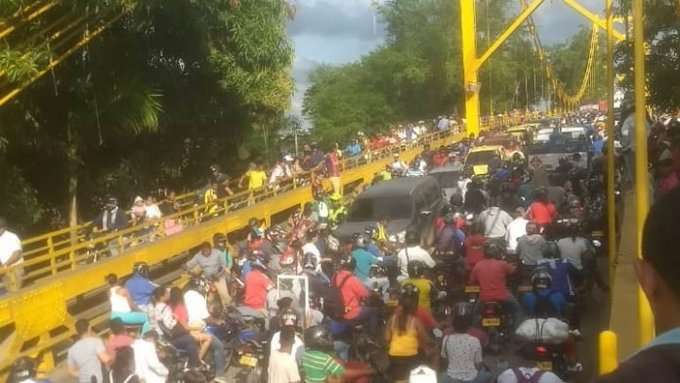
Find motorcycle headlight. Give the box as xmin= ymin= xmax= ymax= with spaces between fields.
xmin=593 ymin=240 xmax=602 ymax=248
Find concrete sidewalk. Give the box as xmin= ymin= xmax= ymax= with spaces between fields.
xmin=608 ymin=192 xmax=643 ymax=361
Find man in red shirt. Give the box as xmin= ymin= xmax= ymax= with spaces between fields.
xmin=432 ymin=146 xmax=449 ymax=168
xmin=527 ymin=188 xmax=557 ymax=227
xmin=468 ymin=242 xmax=522 ymax=328
xmin=334 ymin=255 xmax=378 ymax=334
xmin=243 ymin=260 xmax=273 ymax=314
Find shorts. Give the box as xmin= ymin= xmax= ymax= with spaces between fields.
xmin=388 ymin=354 xmax=421 ymax=381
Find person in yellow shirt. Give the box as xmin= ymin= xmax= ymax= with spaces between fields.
xmin=385 ymin=283 xmax=433 ymax=382
xmin=239 ymin=162 xmax=267 ymax=191
xmin=401 ymin=261 xmax=435 ymax=314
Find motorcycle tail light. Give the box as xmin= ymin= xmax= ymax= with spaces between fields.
xmin=535 ymin=345 xmax=548 ymax=356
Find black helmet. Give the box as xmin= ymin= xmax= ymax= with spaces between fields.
xmin=364 ymin=226 xmax=377 ymax=239
xmin=303 ymin=252 xmax=318 ymax=270
xmin=405 ymin=230 xmax=420 ymax=245
xmin=531 ymin=270 xmax=553 ymax=290
xmin=407 ymin=261 xmax=426 ymax=278
xmin=133 ymin=262 xmax=150 ymax=278
xmin=280 ymin=308 xmax=299 ymax=327
xmin=339 ymin=254 xmax=356 ymax=270
xmin=9 ymin=357 xmax=36 ymax=383
xmin=352 ymin=232 xmax=366 ymax=248
xmin=304 ymin=325 xmax=334 ymax=351
xmin=400 ymin=283 xmax=420 ymax=298
xmin=483 ymin=241 xmax=503 ymax=259
xmin=187 ymin=277 xmax=209 ymax=295
xmin=542 ymin=241 xmax=560 ymax=259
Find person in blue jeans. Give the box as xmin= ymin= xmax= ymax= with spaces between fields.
xmin=520 ymin=269 xmax=568 ymax=318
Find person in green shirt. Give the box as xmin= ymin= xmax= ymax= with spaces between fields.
xmin=302 ymin=325 xmax=374 ymax=383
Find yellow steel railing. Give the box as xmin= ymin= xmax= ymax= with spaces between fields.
xmin=0 ymin=113 xmax=536 ymax=374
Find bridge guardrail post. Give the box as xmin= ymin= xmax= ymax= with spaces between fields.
xmin=598 ymin=330 xmax=618 ymax=375
xmin=47 ymin=237 xmax=56 ymax=275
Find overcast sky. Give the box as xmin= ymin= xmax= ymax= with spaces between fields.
xmin=288 ymin=0 xmax=605 ymax=118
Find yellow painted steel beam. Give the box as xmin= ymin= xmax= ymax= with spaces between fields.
xmin=562 ymin=0 xmax=625 ymax=42
xmin=475 ymin=0 xmax=544 ymax=70
xmin=0 ymin=0 xmax=61 ymax=39
xmin=461 ymin=0 xmax=481 ymax=136
xmin=0 ymin=13 xmax=123 ymax=107
xmin=632 ymin=0 xmax=654 ymax=347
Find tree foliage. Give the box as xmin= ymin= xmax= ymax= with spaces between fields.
xmin=0 ymin=0 xmax=293 ymax=234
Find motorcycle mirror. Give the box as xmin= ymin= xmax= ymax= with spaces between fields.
xmin=593 ymin=240 xmax=602 ymax=248
xmin=420 ymin=210 xmax=432 ymax=217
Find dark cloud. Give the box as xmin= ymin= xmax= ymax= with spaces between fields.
xmin=288 ymin=0 xmax=386 ymax=40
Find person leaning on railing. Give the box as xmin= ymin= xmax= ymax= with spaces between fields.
xmin=0 ymin=217 xmax=23 ymax=292
xmin=596 ymin=187 xmax=680 ymax=382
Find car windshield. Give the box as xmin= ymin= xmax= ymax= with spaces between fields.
xmin=431 ymin=172 xmax=460 ymax=188
xmin=465 ymin=150 xmax=499 ymax=165
xmin=348 ymin=196 xmax=413 ymax=221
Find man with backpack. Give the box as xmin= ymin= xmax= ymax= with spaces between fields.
xmin=496 ymin=365 xmax=564 ymax=383
xmin=326 ymin=255 xmax=378 ymax=334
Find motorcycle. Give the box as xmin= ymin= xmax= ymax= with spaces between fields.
xmin=480 ymin=301 xmax=510 ymax=354
xmin=521 ymin=342 xmax=571 ymax=379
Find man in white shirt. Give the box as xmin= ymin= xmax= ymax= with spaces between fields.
xmin=496 ymin=366 xmax=564 ymax=383
xmin=505 ymin=207 xmax=529 ymax=255
xmin=0 ymin=217 xmax=23 ymax=292
xmin=269 ymin=158 xmax=287 ymax=186
xmin=183 ymin=280 xmax=210 ymax=326
xmin=477 ymin=206 xmax=513 ymax=240
xmin=132 ymin=331 xmax=169 ymax=383
xmin=397 ymin=231 xmax=436 ymax=282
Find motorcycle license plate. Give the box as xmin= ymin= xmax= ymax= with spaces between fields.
xmin=517 ymin=285 xmax=532 ymax=293
xmin=239 ymin=354 xmax=258 ymax=368
xmin=536 ymin=361 xmax=553 ymax=371
xmin=482 ymin=318 xmax=501 ymax=327
xmin=465 ymin=286 xmax=480 ymax=293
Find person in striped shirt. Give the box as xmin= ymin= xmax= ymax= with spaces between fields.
xmin=301 ymin=326 xmax=374 ymax=383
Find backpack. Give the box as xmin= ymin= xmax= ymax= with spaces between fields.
xmin=322 ymin=273 xmax=352 ymax=320
xmin=512 ymin=368 xmax=545 ymax=383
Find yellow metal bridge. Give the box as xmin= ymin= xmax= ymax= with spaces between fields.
xmin=0 ymin=0 xmax=658 ymax=378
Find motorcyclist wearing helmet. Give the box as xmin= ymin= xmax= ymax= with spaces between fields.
xmin=527 ymin=188 xmax=558 ymax=228
xmin=125 ymin=262 xmax=157 ymax=312
xmin=242 ymin=258 xmax=273 ymax=321
xmin=401 ymin=261 xmax=436 ymax=315
xmin=464 ymin=178 xmax=488 ymax=215
xmin=440 ymin=302 xmax=492 ymax=383
xmin=301 ymin=325 xmax=375 ymax=383
xmin=185 ymin=241 xmax=231 ymax=307
xmin=436 ymin=212 xmax=465 ymax=256
xmin=366 ymin=261 xmax=390 ymax=301
xmin=385 ymin=284 xmax=433 ymax=382
xmin=351 ymin=233 xmax=379 ymax=283
xmin=9 ymin=357 xmax=48 ymax=383
xmin=397 ymin=230 xmax=436 ymax=282
xmin=270 ymin=308 xmax=305 ymax=365
xmin=333 ymin=254 xmax=378 ymax=334
xmin=469 ymin=241 xmax=522 ymax=328
xmin=363 ymin=226 xmax=383 ymax=258
xmin=302 ymin=230 xmax=322 ymax=272
xmin=520 ymin=268 xmax=568 ymax=319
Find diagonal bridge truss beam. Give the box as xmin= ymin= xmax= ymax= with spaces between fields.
xmin=461 ymin=0 xmax=625 ymax=135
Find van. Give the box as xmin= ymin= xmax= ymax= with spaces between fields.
xmin=335 ymin=176 xmax=443 ymax=245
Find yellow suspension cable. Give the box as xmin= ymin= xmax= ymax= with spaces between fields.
xmin=0 ymin=12 xmax=124 ymax=106
xmin=0 ymin=0 xmax=61 ymax=40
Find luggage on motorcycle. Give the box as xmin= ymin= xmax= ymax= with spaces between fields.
xmin=511 ymin=368 xmax=545 ymax=383
xmin=515 ymin=318 xmax=569 ymax=344
xmin=322 ymin=274 xmax=352 ymax=320
xmin=409 ymin=365 xmax=437 ymax=383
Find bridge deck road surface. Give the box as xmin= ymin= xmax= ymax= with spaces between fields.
xmin=48 ymin=201 xmax=630 ymax=383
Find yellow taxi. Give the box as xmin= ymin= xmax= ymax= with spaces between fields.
xmin=464 ymin=145 xmax=506 ymax=176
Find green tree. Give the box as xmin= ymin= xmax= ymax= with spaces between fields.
xmin=0 ymin=0 xmax=293 ymax=233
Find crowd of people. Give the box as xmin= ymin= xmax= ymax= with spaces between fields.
xmin=7 ymin=109 xmax=680 ymax=383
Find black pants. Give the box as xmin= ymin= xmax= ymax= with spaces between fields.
xmin=171 ymin=334 xmax=200 ymax=367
